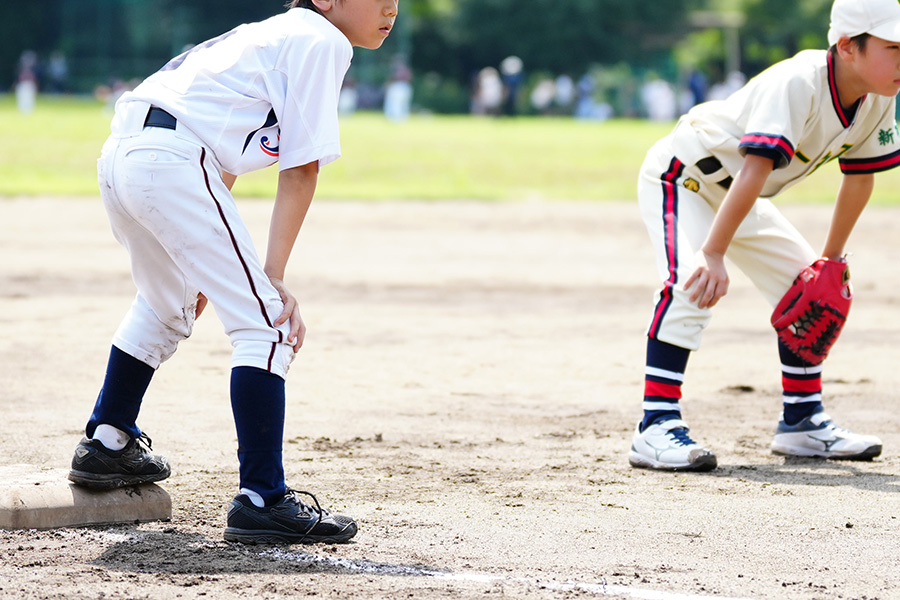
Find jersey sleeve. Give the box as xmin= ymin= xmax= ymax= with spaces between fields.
xmin=736 ymin=67 xmax=816 ymax=170
xmin=838 ymin=99 xmax=900 ymax=174
xmin=267 ymin=33 xmax=352 ymax=171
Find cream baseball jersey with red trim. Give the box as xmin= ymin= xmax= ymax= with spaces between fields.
xmin=115 ymin=9 xmax=352 ymax=175
xmin=673 ymin=49 xmax=900 ymax=198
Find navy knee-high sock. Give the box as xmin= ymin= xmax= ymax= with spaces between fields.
xmin=86 ymin=345 xmax=154 ymax=439
xmin=230 ymin=366 xmax=286 ymax=505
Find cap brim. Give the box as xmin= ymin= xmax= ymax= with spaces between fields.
xmin=868 ymin=20 xmax=900 ymax=43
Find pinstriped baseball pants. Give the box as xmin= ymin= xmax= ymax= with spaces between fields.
xmin=637 ymin=134 xmax=817 ymax=351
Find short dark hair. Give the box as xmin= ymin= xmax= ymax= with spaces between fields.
xmin=851 ymin=32 xmax=871 ymax=51
xmin=830 ymin=32 xmax=870 ymax=54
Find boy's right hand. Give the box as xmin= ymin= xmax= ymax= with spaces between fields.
xmin=269 ymin=277 xmax=306 ymax=353
xmin=684 ymin=250 xmax=729 ymax=309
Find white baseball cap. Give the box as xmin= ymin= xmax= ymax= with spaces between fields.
xmin=828 ymin=0 xmax=900 ymax=45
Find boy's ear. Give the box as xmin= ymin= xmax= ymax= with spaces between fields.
xmin=311 ymin=0 xmax=334 ymax=12
xmin=834 ymin=35 xmax=856 ymax=60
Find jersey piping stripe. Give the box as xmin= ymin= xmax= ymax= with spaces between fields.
xmin=739 ymin=133 xmax=794 ymax=166
xmin=198 ymin=147 xmax=283 ymax=372
xmin=827 ymin=49 xmax=864 ymax=128
xmin=648 ymin=157 xmax=684 ymax=340
xmin=840 ymin=148 xmax=900 ymax=174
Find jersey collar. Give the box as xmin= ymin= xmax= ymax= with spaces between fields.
xmin=827 ymin=49 xmax=865 ymax=128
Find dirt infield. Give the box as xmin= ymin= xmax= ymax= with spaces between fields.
xmin=1 ymin=196 xmax=899 ymax=600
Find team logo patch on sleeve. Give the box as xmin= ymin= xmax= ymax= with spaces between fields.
xmin=242 ymin=108 xmax=279 ymax=156
xmin=260 ymin=134 xmax=280 ymax=157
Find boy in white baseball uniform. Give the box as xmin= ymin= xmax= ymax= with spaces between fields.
xmin=67 ymin=0 xmax=399 ymax=543
xmin=631 ymin=0 xmax=900 ymax=471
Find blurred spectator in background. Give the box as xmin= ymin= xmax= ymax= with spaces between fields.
xmin=471 ymin=66 xmax=503 ymax=115
xmin=384 ymin=58 xmax=413 ymax=121
xmin=575 ymin=72 xmax=596 ymax=119
xmin=47 ymin=51 xmax=69 ymax=95
xmin=15 ymin=50 xmax=39 ymax=114
xmin=500 ymin=55 xmax=524 ymax=116
xmin=640 ymin=74 xmax=676 ymax=122
xmin=94 ymin=78 xmax=136 ymax=113
xmin=574 ymin=72 xmax=612 ymax=121
xmin=687 ymin=69 xmax=707 ymax=107
xmin=707 ymin=71 xmax=746 ymax=101
xmin=339 ymin=76 xmax=359 ymax=115
xmin=530 ymin=77 xmax=556 ymax=115
xmin=553 ymin=74 xmax=575 ymax=115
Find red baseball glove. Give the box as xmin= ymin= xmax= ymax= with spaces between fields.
xmin=771 ymin=258 xmax=852 ymax=365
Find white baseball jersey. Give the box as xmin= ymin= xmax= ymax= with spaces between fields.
xmin=98 ymin=8 xmax=356 ymax=380
xmin=671 ymin=49 xmax=900 ymax=198
xmin=114 ymin=8 xmax=352 ymax=175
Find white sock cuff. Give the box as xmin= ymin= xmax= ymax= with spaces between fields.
xmin=92 ymin=424 xmax=130 ymax=451
xmin=781 ymin=363 xmax=823 ymax=376
xmin=240 ymin=488 xmax=266 ymax=508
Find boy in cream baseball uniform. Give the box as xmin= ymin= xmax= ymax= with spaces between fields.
xmin=68 ymin=0 xmax=399 ymax=543
xmin=631 ymin=0 xmax=900 ymax=470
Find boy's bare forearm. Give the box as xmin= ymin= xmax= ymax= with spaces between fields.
xmin=822 ymin=173 xmax=873 ymax=259
xmin=702 ymin=154 xmax=775 ymax=256
xmin=265 ymin=162 xmax=318 ymax=280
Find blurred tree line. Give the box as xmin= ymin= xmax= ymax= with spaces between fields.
xmin=1 ymin=0 xmax=832 ymax=114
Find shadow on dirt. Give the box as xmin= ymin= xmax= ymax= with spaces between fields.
xmin=92 ymin=527 xmax=446 ymax=578
xmin=707 ymin=458 xmax=900 ymax=493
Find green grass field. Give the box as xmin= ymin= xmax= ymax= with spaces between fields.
xmin=2 ymin=94 xmax=899 ymax=204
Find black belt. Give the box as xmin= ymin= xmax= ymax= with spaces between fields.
xmin=144 ymin=106 xmax=177 ymax=130
xmin=695 ymin=156 xmax=733 ymax=190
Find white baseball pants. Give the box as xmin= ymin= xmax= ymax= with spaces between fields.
xmin=97 ymin=101 xmax=294 ymax=378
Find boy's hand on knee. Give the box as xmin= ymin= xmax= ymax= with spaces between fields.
xmin=269 ymin=277 xmax=306 ymax=352
xmin=195 ymin=293 xmax=208 ymax=319
xmin=685 ymin=250 xmax=729 ymax=309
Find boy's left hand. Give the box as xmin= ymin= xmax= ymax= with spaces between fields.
xmin=269 ymin=277 xmax=306 ymax=352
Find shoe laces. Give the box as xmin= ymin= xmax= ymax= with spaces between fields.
xmin=667 ymin=427 xmax=696 ymax=446
xmin=821 ymin=421 xmax=851 ymax=436
xmin=284 ymin=488 xmax=327 ymax=540
xmin=136 ymin=432 xmax=155 ymax=451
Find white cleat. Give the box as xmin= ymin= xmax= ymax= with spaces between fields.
xmin=629 ymin=418 xmax=717 ymax=471
xmin=771 ymin=411 xmax=882 ymax=460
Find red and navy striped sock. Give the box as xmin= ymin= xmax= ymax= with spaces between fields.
xmin=778 ymin=340 xmax=823 ymax=425
xmin=642 ymin=337 xmax=691 ymax=431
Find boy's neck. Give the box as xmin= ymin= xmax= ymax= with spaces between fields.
xmin=831 ymin=48 xmax=867 ymax=110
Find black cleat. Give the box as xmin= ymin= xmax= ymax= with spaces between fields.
xmin=68 ymin=433 xmax=171 ymax=489
xmin=224 ymin=488 xmax=358 ymax=545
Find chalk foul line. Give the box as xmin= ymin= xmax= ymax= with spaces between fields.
xmin=262 ymin=548 xmax=755 ymax=600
